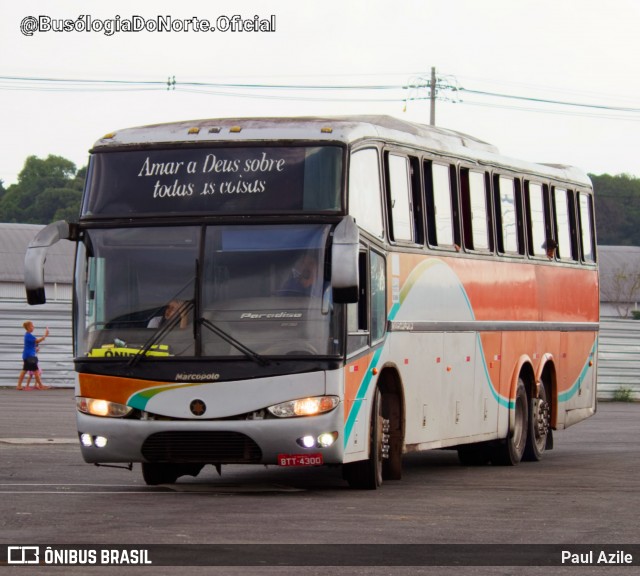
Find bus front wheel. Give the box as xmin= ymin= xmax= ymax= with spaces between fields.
xmin=142 ymin=463 xmax=180 ymax=485
xmin=141 ymin=463 xmax=204 ymax=485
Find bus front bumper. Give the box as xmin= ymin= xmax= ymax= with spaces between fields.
xmin=76 ymin=409 xmax=345 ymax=466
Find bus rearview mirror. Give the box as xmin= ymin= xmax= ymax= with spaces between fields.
xmin=24 ymin=220 xmax=71 ymax=305
xmin=331 ymin=216 xmax=359 ymax=303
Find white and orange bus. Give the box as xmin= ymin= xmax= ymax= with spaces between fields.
xmin=25 ymin=116 xmax=598 ymax=489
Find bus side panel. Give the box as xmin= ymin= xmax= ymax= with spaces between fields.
xmin=389 ymin=332 xmax=444 ymax=446
xmin=479 ymin=332 xmax=505 ymax=438
xmin=388 ymin=255 xmax=505 ymax=449
xmin=555 ymin=331 xmax=598 ymax=429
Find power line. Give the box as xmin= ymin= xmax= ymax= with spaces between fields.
xmin=460 ymin=99 xmax=640 ymax=122
xmin=457 ymin=87 xmax=640 ymax=114
xmin=1 ymin=72 xmax=639 ymax=120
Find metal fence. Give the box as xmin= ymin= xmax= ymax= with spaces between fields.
xmin=597 ymin=316 xmax=640 ymax=400
xmin=0 ymin=299 xmax=74 ymax=388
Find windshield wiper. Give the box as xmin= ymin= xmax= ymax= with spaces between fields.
xmin=199 ymin=317 xmax=270 ymax=367
xmin=128 ymin=299 xmax=194 ymax=367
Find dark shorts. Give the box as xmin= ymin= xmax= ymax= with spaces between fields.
xmin=23 ymin=357 xmax=39 ymax=371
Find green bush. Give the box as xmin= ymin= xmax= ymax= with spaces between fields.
xmin=612 ymin=387 xmax=634 ymax=402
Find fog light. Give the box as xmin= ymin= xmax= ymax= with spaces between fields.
xmin=301 ymin=435 xmax=316 ymax=448
xmin=80 ymin=433 xmax=93 ymax=447
xmin=94 ymin=436 xmax=108 ymax=448
xmin=318 ymin=432 xmax=338 ymax=447
xmin=296 ymin=431 xmax=339 ymax=449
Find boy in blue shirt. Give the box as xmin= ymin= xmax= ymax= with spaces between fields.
xmin=16 ymin=321 xmax=50 ymax=390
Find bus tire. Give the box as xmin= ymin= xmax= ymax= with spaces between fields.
xmin=457 ymin=443 xmax=491 ymax=466
xmin=141 ymin=463 xmax=180 ymax=485
xmin=382 ymin=391 xmax=403 ymax=481
xmin=523 ymin=383 xmax=550 ymax=461
xmin=491 ymin=378 xmax=528 ymax=466
xmin=344 ymin=388 xmax=384 ymax=490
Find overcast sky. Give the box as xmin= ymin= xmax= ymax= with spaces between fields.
xmin=1 ymin=0 xmax=639 ymax=186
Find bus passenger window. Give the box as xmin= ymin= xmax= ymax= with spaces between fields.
xmin=461 ymin=169 xmax=490 ymax=251
xmin=578 ymin=193 xmax=596 ymax=263
xmin=526 ymin=182 xmax=547 ymax=257
xmin=349 ymin=149 xmax=384 ymax=239
xmin=495 ymin=176 xmax=521 ymax=255
xmin=553 ymin=187 xmax=574 ymax=260
xmin=386 ymin=154 xmax=414 ymax=242
xmin=424 ymin=162 xmax=454 ymax=247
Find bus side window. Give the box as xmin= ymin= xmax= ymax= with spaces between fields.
xmin=347 ymin=250 xmax=369 ymax=356
xmin=494 ymin=175 xmax=523 ymax=255
xmin=578 ymin=193 xmax=596 ymax=263
xmin=370 ymin=250 xmax=386 ymax=343
xmin=424 ymin=161 xmax=455 ymax=248
xmin=348 ymin=149 xmax=384 ymax=239
xmin=346 ymin=249 xmax=386 ymax=354
xmin=553 ymin=187 xmax=576 ymax=261
xmin=525 ymin=181 xmax=548 ymax=257
xmin=460 ymin=168 xmax=491 ymax=252
xmin=386 ymin=154 xmax=414 ymax=243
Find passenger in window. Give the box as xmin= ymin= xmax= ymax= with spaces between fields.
xmin=545 ymin=239 xmax=558 ymax=260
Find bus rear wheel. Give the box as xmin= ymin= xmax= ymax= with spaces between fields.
xmin=524 ymin=383 xmax=550 ymax=461
xmin=491 ymin=378 xmax=528 ymax=466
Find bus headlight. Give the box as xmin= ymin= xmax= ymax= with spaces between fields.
xmin=77 ymin=397 xmax=132 ymax=418
xmin=267 ymin=396 xmax=339 ymax=418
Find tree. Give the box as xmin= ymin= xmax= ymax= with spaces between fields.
xmin=590 ymin=173 xmax=640 ymax=246
xmin=0 ymin=155 xmax=84 ymax=223
xmin=600 ymin=263 xmax=640 ymax=317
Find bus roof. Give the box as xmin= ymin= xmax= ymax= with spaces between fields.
xmin=92 ymin=115 xmax=591 ymax=188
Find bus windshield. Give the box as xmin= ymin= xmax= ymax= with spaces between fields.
xmin=75 ymin=224 xmax=341 ymax=360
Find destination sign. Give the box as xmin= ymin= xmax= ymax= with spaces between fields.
xmin=82 ymin=146 xmax=342 ymax=217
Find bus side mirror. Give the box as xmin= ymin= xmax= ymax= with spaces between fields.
xmin=331 ymin=216 xmax=359 ymax=303
xmin=24 ymin=220 xmax=71 ymax=305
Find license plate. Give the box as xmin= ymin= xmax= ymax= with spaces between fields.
xmin=277 ymin=453 xmax=324 ymax=467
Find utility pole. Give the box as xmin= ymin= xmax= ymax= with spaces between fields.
xmin=430 ymin=66 xmax=436 ymax=126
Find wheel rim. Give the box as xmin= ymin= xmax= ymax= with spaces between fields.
xmin=532 ymin=394 xmax=550 ymax=452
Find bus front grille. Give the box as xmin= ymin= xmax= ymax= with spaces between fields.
xmin=141 ymin=431 xmax=262 ymax=463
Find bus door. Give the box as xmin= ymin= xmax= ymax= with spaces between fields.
xmin=343 ymin=245 xmax=387 ymax=459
